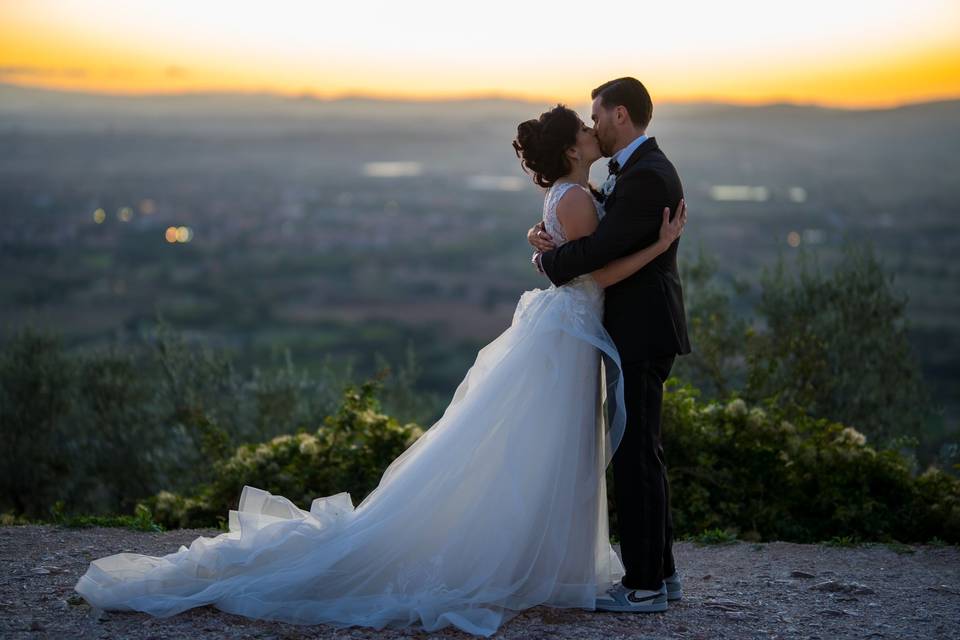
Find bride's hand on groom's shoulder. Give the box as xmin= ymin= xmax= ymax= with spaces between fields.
xmin=527 ymin=221 xmax=556 ymax=252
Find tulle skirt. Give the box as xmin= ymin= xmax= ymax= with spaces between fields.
xmin=74 ymin=276 xmax=627 ymax=637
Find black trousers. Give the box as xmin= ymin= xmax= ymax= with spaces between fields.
xmin=612 ymin=355 xmax=676 ymax=591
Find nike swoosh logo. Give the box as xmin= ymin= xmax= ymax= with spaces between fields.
xmin=627 ymin=590 xmax=663 ymax=603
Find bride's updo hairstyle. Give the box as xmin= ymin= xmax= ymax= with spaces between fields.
xmin=512 ymin=104 xmax=580 ymax=188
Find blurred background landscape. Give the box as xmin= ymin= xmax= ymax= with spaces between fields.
xmin=2 ymin=82 xmax=957 ymax=418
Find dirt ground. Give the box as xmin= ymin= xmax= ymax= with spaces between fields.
xmin=1 ymin=524 xmax=958 ymax=639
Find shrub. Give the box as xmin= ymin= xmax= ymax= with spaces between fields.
xmin=142 ymin=380 xmax=424 ymax=529
xmin=661 ymin=381 xmax=960 ymax=543
xmin=143 ymin=377 xmax=959 ymax=544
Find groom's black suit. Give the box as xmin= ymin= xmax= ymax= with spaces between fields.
xmin=539 ymin=136 xmax=690 ymax=592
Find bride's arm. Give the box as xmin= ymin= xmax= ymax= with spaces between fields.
xmin=557 ymin=193 xmax=687 ymax=289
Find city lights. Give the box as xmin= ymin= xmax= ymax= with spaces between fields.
xmin=166 ymin=226 xmax=193 ymax=243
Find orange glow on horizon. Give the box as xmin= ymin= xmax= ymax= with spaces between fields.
xmin=2 ymin=1 xmax=958 ymax=109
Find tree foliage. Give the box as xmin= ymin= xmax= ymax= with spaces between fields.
xmin=746 ymin=244 xmax=929 ymax=446
xmin=677 ymin=243 xmax=938 ymax=450
xmin=0 ymin=321 xmax=424 ymax=519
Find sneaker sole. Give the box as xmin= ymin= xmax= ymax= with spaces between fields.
xmin=595 ymin=596 xmax=668 ymax=613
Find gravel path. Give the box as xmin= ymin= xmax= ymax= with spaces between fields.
xmin=1 ymin=525 xmax=958 ymax=639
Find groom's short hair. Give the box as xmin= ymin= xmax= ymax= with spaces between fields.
xmin=592 ymin=77 xmax=653 ymax=128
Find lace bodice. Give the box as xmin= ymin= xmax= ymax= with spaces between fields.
xmin=536 ymin=182 xmax=606 ymax=301
xmin=542 ymin=182 xmax=604 ymax=247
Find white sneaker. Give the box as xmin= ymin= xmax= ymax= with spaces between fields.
xmin=664 ymin=571 xmax=683 ymax=601
xmin=594 ymin=581 xmax=668 ymax=613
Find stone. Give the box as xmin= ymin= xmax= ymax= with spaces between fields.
xmin=810 ymin=579 xmax=875 ymax=595
xmin=67 ymin=594 xmax=87 ymax=606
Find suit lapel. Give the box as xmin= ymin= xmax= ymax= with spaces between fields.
xmin=603 ymin=137 xmax=659 ymax=211
xmin=618 ymin=136 xmax=659 ymax=175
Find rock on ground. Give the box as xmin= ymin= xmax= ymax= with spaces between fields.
xmin=1 ymin=525 xmax=958 ymax=639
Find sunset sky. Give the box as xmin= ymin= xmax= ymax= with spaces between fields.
xmin=2 ymin=0 xmax=959 ymax=107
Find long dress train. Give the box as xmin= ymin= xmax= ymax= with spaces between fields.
xmin=74 ymin=181 xmax=627 ymax=636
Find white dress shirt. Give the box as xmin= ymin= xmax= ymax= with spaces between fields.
xmin=610 ymin=133 xmax=648 ymax=172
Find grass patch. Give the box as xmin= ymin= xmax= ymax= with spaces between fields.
xmin=49 ymin=502 xmax=163 ymax=533
xmin=0 ymin=512 xmax=30 ymax=526
xmin=883 ymin=541 xmax=917 ymax=555
xmin=823 ymin=535 xmax=862 ymax=548
xmin=691 ymin=528 xmax=738 ymax=545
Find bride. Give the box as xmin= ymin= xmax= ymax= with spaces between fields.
xmin=74 ymin=104 xmax=686 ymax=637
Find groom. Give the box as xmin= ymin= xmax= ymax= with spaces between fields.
xmin=527 ymin=77 xmax=690 ymax=612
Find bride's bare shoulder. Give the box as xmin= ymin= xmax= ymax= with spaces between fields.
xmin=555 ymin=185 xmax=599 ymax=240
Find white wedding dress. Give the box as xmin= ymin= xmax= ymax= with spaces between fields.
xmin=74 ymin=182 xmax=628 ymax=637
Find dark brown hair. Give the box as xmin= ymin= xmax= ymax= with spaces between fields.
xmin=512 ymin=104 xmax=580 ymax=188
xmin=592 ymin=77 xmax=653 ymax=128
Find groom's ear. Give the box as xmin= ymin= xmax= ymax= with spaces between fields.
xmin=613 ymin=105 xmax=629 ymax=125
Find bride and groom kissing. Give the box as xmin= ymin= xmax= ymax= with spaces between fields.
xmin=75 ymin=76 xmax=691 ymax=636
xmin=522 ymin=75 xmax=691 ymax=612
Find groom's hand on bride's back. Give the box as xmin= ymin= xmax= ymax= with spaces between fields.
xmin=527 ymin=221 xmax=556 ymax=252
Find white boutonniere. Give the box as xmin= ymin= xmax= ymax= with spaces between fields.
xmin=600 ymin=173 xmax=617 ymax=198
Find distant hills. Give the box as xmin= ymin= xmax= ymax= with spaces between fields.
xmin=2 ymin=81 xmax=958 ymax=135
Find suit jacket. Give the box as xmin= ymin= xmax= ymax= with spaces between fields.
xmin=540 ymin=137 xmax=691 ymax=363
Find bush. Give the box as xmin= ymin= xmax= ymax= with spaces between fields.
xmin=662 ymin=381 xmax=960 ymax=543
xmin=142 ymin=376 xmax=959 ymax=544
xmin=142 ymin=380 xmax=424 ymax=529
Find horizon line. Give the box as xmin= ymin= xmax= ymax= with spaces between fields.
xmin=3 ymin=79 xmax=959 ymax=113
